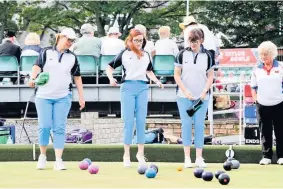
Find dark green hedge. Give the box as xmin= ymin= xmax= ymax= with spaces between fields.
xmin=0 ymin=144 xmax=274 ymax=163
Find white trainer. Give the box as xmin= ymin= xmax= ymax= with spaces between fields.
xmin=277 ymin=158 xmax=283 ymax=165
xmin=259 ymin=158 xmax=271 ymax=165
xmin=184 ymin=157 xmax=192 ymax=168
xmin=123 ymin=156 xmax=131 ymax=167
xmin=37 ymin=154 xmax=47 ymax=170
xmin=136 ymin=154 xmax=147 ymax=166
xmin=195 ymin=157 xmax=207 ymax=168
xmin=54 ymin=159 xmax=67 ymax=170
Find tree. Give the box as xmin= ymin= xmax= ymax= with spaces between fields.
xmin=19 ymin=1 xmax=169 ymax=40
xmin=0 ymin=0 xmax=18 ymax=42
xmin=3 ymin=1 xmax=283 ymax=48
xmin=194 ymin=1 xmax=283 ymax=47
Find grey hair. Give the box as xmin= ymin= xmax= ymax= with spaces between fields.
xmin=135 ymin=24 xmax=146 ymax=35
xmin=258 ymin=41 xmax=278 ymax=59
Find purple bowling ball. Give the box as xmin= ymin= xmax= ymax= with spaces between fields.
xmin=79 ymin=161 xmax=89 ymax=170
xmin=88 ymin=165 xmax=99 ymax=174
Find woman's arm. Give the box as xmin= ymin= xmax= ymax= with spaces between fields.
xmin=251 ymin=89 xmax=257 ymax=103
xmin=174 ymin=66 xmax=193 ymax=99
xmin=30 ymin=65 xmax=41 ymax=80
xmin=200 ymin=69 xmax=214 ymax=100
xmin=28 ymin=65 xmax=41 ymax=88
xmin=204 ymin=69 xmax=214 ymax=93
xmin=250 ymin=67 xmax=257 ymax=103
xmin=106 ymin=65 xmax=117 ymax=86
xmin=74 ymin=76 xmax=85 ymax=111
xmin=146 ymin=71 xmax=163 ymax=88
xmin=74 ymin=76 xmax=84 ymax=98
xmin=106 ymin=51 xmax=124 ymax=86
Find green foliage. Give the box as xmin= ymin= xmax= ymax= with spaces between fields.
xmin=0 ymin=0 xmax=18 ymax=41
xmin=195 ymin=1 xmax=283 ymax=47
xmin=1 ymin=1 xmax=282 ymax=48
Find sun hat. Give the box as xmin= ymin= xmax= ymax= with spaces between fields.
xmin=179 ymin=16 xmax=197 ymax=30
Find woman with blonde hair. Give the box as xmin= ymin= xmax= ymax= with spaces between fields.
xmin=106 ymin=29 xmax=163 ymax=167
xmin=155 ymin=26 xmax=179 ymax=56
xmin=28 ymin=28 xmax=85 ymax=170
xmin=22 ymin=32 xmax=42 ymax=56
xmin=250 ymin=41 xmax=283 ymax=165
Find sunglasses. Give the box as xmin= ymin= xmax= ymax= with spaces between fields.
xmin=133 ymin=39 xmax=143 ymax=43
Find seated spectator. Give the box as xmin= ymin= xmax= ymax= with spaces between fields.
xmin=73 ymin=23 xmax=101 ymax=58
xmin=1 ymin=31 xmax=20 ymax=46
xmin=101 ymin=27 xmax=125 ymax=55
xmin=154 ymin=26 xmax=179 ymax=57
xmin=0 ymin=31 xmax=21 ymax=63
xmin=21 ymin=32 xmax=42 ymax=56
xmin=134 ymin=24 xmax=155 ymax=57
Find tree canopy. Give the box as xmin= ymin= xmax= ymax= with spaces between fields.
xmin=0 ymin=0 xmax=282 ymax=48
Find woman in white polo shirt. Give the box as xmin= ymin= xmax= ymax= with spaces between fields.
xmin=250 ymin=41 xmax=283 ymax=165
xmin=28 ymin=28 xmax=85 ymax=170
xmin=106 ymin=29 xmax=163 ymax=167
xmin=174 ymin=28 xmax=214 ymax=168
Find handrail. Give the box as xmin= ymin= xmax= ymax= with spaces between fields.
xmin=208 ymin=80 xmax=245 ymax=145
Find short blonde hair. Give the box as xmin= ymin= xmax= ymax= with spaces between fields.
xmin=25 ymin=32 xmax=40 ymax=45
xmin=158 ymin=26 xmax=170 ymax=39
xmin=258 ymin=41 xmax=278 ymax=59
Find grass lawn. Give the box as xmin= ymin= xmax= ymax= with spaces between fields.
xmin=0 ymin=162 xmax=282 ymax=188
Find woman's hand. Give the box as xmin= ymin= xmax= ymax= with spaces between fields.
xmin=28 ymin=79 xmax=35 ymax=88
xmin=79 ymin=97 xmax=85 ymax=111
xmin=200 ymin=90 xmax=207 ymax=100
xmin=184 ymin=91 xmax=194 ymax=100
xmin=110 ymin=78 xmax=118 ymax=86
xmin=156 ymin=80 xmax=164 ymax=89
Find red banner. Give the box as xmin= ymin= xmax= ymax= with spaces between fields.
xmin=218 ymin=48 xmax=258 ymax=65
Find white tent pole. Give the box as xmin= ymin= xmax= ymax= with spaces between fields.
xmin=186 ymin=0 xmax=189 ymax=16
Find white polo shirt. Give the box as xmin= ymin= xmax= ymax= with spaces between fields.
xmin=250 ymin=60 xmax=283 ymax=106
xmin=34 ymin=47 xmax=81 ymax=99
xmin=108 ymin=49 xmax=153 ymax=82
xmin=174 ymin=46 xmax=215 ymax=99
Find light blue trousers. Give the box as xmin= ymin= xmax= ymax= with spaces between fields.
xmin=121 ymin=80 xmax=148 ymax=145
xmin=176 ymin=97 xmax=209 ymax=148
xmin=35 ymin=93 xmax=72 ymax=149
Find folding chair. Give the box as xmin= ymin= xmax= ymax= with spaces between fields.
xmin=152 ymin=55 xmax=175 ymax=84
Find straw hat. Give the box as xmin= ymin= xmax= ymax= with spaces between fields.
xmin=179 ymin=16 xmax=197 ymax=30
